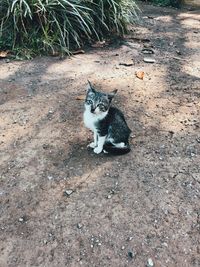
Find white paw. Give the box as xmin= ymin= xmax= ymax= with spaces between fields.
xmin=94 ymin=147 xmax=103 ymax=154
xmin=88 ymin=142 xmax=97 ymax=148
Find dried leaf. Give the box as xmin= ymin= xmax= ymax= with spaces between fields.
xmin=119 ymin=61 xmax=133 ymax=67
xmin=0 ymin=51 xmax=9 ymax=58
xmin=91 ymin=41 xmax=106 ymax=48
xmin=76 ymin=95 xmax=85 ymax=100
xmin=136 ymin=71 xmax=145 ymax=80
xmin=72 ymin=50 xmax=85 ymax=55
xmin=50 ymin=52 xmax=60 ymax=57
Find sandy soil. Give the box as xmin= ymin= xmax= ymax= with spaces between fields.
xmin=0 ymin=3 xmax=200 ymax=267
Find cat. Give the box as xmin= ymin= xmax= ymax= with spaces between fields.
xmin=83 ymin=81 xmax=131 ymax=155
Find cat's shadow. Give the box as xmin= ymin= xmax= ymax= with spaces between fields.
xmin=63 ymin=141 xmax=120 ymax=167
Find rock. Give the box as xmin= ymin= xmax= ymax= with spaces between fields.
xmin=42 ymin=144 xmax=49 ymax=149
xmin=128 ymin=251 xmax=135 ymax=259
xmin=147 ymin=258 xmax=154 ymax=267
xmin=142 ymin=48 xmax=154 ymax=54
xmin=196 ymin=137 xmax=200 ymax=143
xmin=144 ymin=57 xmax=156 ymax=63
xmin=176 ymin=50 xmax=182 ymax=55
xmin=63 ymin=189 xmax=73 ymax=196
xmin=18 ymin=216 xmax=27 ymax=223
xmin=77 ymin=223 xmax=83 ymax=229
xmin=119 ymin=61 xmax=133 ymax=67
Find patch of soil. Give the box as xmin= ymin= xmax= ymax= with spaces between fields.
xmin=0 ymin=3 xmax=200 ymax=267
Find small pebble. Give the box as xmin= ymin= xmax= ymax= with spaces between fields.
xmin=77 ymin=223 xmax=83 ymax=229
xmin=147 ymin=258 xmax=154 ymax=267
xmin=19 ymin=217 xmax=24 ymax=222
xmin=63 ymin=189 xmax=73 ymax=196
xmin=119 ymin=61 xmax=133 ymax=67
xmin=128 ymin=251 xmax=134 ymax=259
xmin=142 ymin=48 xmax=154 ymax=54
xmin=144 ymin=57 xmax=156 ymax=63
xmin=43 ymin=144 xmax=49 ymax=149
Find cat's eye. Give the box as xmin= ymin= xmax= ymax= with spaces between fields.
xmin=86 ymin=100 xmax=92 ymax=105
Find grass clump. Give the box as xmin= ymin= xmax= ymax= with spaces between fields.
xmin=0 ymin=0 xmax=139 ymax=57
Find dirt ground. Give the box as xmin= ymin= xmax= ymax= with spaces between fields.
xmin=0 ymin=3 xmax=200 ymax=267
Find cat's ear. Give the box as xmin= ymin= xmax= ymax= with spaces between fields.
xmin=108 ymin=89 xmax=117 ymax=102
xmin=87 ymin=80 xmax=96 ymax=93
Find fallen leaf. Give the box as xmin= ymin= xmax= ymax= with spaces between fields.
xmin=50 ymin=51 xmax=60 ymax=57
xmin=129 ymin=37 xmax=151 ymax=43
xmin=136 ymin=71 xmax=145 ymax=80
xmin=76 ymin=95 xmax=85 ymax=100
xmin=72 ymin=50 xmax=85 ymax=55
xmin=91 ymin=41 xmax=106 ymax=48
xmin=119 ymin=61 xmax=133 ymax=67
xmin=0 ymin=51 xmax=9 ymax=58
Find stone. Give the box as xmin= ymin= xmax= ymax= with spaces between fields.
xmin=77 ymin=223 xmax=83 ymax=229
xmin=63 ymin=190 xmax=73 ymax=196
xmin=142 ymin=48 xmax=154 ymax=54
xmin=128 ymin=251 xmax=135 ymax=259
xmin=18 ymin=217 xmax=24 ymax=222
xmin=119 ymin=61 xmax=133 ymax=67
xmin=147 ymin=258 xmax=154 ymax=267
xmin=144 ymin=57 xmax=156 ymax=63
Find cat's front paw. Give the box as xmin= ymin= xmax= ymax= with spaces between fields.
xmin=94 ymin=147 xmax=103 ymax=154
xmin=88 ymin=142 xmax=97 ymax=148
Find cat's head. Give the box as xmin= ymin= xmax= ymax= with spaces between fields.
xmin=85 ymin=81 xmax=117 ymax=115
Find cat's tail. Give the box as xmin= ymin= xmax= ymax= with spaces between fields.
xmin=103 ymin=142 xmax=131 ymax=155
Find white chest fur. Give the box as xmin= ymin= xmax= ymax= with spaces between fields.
xmin=83 ymin=109 xmax=97 ymax=132
xmin=83 ymin=106 xmax=108 ymax=132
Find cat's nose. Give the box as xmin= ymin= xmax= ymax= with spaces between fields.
xmin=91 ymin=107 xmax=95 ymax=113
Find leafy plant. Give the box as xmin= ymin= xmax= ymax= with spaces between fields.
xmin=0 ymin=0 xmax=139 ymax=56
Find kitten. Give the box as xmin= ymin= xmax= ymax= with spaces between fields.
xmin=83 ymin=81 xmax=131 ymax=155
